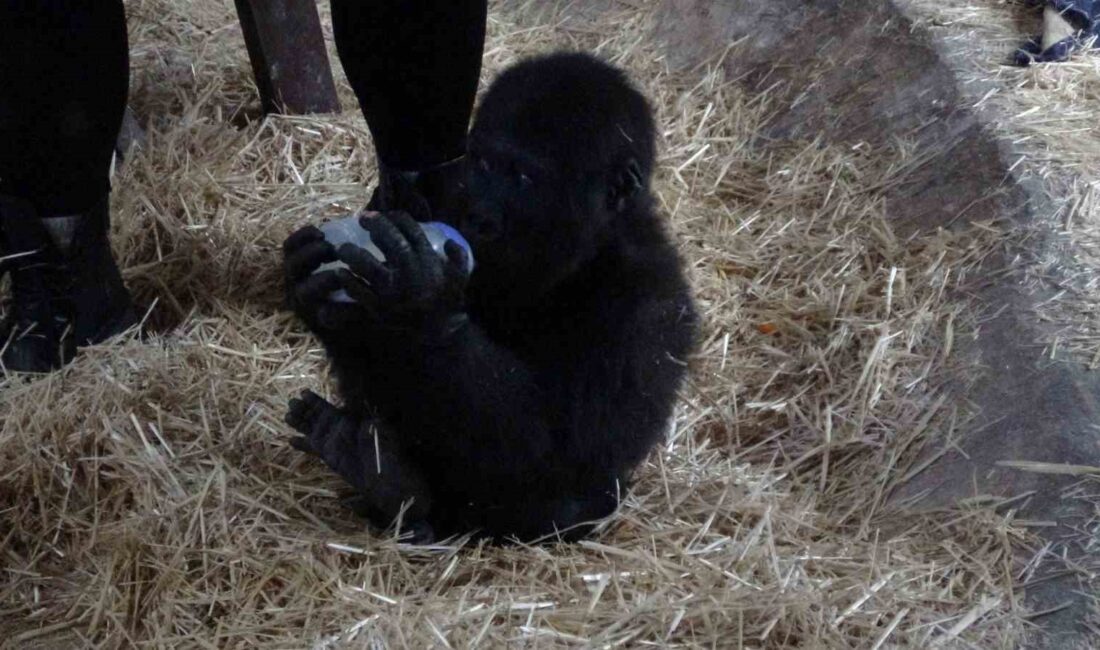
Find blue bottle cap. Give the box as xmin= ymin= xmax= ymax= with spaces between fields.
xmin=424 ymin=221 xmax=475 ymax=274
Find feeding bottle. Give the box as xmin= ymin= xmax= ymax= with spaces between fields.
xmin=315 ymin=215 xmax=475 ymax=303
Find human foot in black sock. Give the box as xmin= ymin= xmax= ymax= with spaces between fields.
xmin=365 ymin=157 xmax=468 ymax=224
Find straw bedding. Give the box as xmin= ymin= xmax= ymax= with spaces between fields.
xmin=902 ymin=0 xmax=1100 ymax=366
xmin=902 ymin=0 xmax=1100 ymax=632
xmin=1 ymin=1 xmax=1047 ymax=646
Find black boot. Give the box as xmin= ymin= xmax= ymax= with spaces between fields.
xmin=366 ymin=157 xmax=468 ymax=223
xmin=0 ymin=194 xmax=137 ymax=373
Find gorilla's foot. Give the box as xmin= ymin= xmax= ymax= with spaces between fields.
xmin=0 ymin=194 xmax=137 ymax=374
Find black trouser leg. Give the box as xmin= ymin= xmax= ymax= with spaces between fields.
xmin=0 ymin=1 xmax=129 ymax=216
xmin=330 ymin=0 xmax=487 ymax=171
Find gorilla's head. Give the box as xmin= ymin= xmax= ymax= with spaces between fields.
xmin=462 ymin=52 xmax=657 ymax=297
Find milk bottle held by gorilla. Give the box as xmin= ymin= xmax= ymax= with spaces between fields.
xmin=316 ymin=215 xmax=475 ymax=303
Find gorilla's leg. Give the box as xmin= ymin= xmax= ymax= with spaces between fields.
xmin=286 ymin=390 xmax=435 ymax=541
xmin=0 ymin=1 xmax=135 ymax=373
xmin=329 ymin=0 xmax=487 ymax=220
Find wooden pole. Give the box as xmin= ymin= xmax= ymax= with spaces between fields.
xmin=234 ymin=0 xmax=340 ymax=115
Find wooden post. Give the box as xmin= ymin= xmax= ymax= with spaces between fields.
xmin=234 ymin=0 xmax=341 ymax=115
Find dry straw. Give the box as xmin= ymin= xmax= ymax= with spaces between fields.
xmin=902 ymin=0 xmax=1100 ymax=366
xmin=2 ymin=0 xmax=1039 ymax=647
xmin=901 ymin=0 xmax=1100 ymax=631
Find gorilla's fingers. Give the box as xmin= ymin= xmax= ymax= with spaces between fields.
xmin=286 ymin=390 xmax=348 ymax=459
xmin=313 ymin=405 xmax=343 ymax=444
xmin=333 ymin=271 xmax=384 ymax=313
xmin=296 ymin=393 xmax=341 ymax=439
xmin=283 ymin=225 xmax=325 ymax=254
xmin=297 ymin=389 xmax=327 ymax=411
xmin=390 ymin=212 xmax=435 ymax=261
xmin=443 ymin=239 xmax=469 ymax=275
xmin=286 ymin=240 xmax=336 ymax=280
xmin=336 ymin=244 xmax=392 ymax=293
xmin=363 ymin=215 xmax=418 ymax=278
xmin=312 ymin=416 xmax=364 ymax=487
xmin=286 ymin=398 xmax=309 ymax=432
xmin=295 ymin=270 xmax=343 ymax=306
xmin=286 ymin=390 xmax=326 ymax=434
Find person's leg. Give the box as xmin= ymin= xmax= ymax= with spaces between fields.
xmin=0 ymin=2 xmax=129 ymax=214
xmin=0 ymin=1 xmax=134 ymax=373
xmin=330 ymin=0 xmax=488 ymax=220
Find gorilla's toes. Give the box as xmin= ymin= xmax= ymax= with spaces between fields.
xmin=286 ymin=389 xmax=327 ymax=431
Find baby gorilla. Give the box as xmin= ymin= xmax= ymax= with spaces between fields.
xmin=283 ymin=52 xmax=697 ymax=543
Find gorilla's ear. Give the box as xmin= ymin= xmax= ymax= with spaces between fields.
xmin=609 ymin=158 xmax=644 ymax=212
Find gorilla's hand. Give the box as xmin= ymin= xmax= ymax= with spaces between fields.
xmin=332 ymin=212 xmax=471 ymax=345
xmin=283 ymin=222 xmax=374 ymax=341
xmin=283 ymin=224 xmax=335 ymax=326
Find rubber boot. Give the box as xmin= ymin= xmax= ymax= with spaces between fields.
xmin=366 ymin=157 xmax=468 ymax=224
xmin=0 ymin=194 xmax=137 ymax=373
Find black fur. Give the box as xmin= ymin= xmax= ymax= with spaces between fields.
xmin=284 ymin=52 xmax=697 ymax=543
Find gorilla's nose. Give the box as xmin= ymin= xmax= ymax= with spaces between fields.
xmin=462 ymin=211 xmax=502 ymax=242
